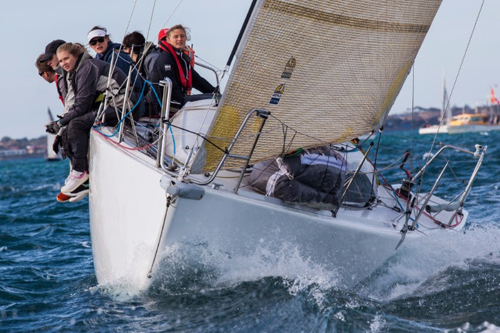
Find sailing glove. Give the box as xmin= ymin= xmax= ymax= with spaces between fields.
xmin=53 ymin=135 xmax=62 ymax=154
xmin=45 ymin=120 xmax=61 ymax=135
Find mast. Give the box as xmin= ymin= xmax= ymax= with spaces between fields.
xmin=47 ymin=107 xmax=55 ymax=122
xmin=225 ymin=0 xmax=258 ymax=69
xmin=443 ymin=76 xmax=451 ymax=126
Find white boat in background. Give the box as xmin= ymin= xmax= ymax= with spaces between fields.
xmin=419 ymin=80 xmax=500 ymax=135
xmin=45 ymin=108 xmax=62 ymax=162
xmin=419 ymin=113 xmax=500 ymax=134
xmin=88 ymin=0 xmax=486 ymax=291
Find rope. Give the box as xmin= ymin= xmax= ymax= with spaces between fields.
xmin=123 ymin=0 xmax=138 ymax=40
xmin=163 ymin=120 xmax=227 ymax=154
xmin=427 ymin=0 xmax=486 ymax=155
xmin=92 ymin=79 xmax=178 ymax=154
xmin=161 ymin=0 xmax=184 ymax=29
xmin=93 ymin=80 xmax=148 ymax=138
xmin=145 ymin=0 xmax=157 ymax=42
xmin=93 ymin=127 xmax=162 ymax=151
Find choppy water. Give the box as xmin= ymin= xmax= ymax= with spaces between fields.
xmin=1 ymin=131 xmax=499 ymax=332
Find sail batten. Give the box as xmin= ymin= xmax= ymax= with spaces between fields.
xmin=193 ymin=0 xmax=442 ymax=172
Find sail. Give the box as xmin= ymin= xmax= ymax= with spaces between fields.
xmin=45 ymin=108 xmax=61 ymax=161
xmin=195 ymin=0 xmax=442 ymax=172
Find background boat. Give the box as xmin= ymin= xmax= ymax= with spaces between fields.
xmin=419 ymin=81 xmax=500 ymax=134
xmin=44 ymin=108 xmax=62 ymax=162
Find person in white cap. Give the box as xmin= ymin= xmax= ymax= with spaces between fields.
xmin=87 ymin=26 xmax=144 ymax=103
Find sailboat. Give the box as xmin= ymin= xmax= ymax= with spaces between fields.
xmin=88 ymin=0 xmax=486 ymax=290
xmin=419 ymin=83 xmax=500 ymax=135
xmin=45 ymin=108 xmax=62 ymax=162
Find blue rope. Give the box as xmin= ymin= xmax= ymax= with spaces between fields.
xmin=92 ymin=80 xmax=176 ymax=154
xmin=144 ymin=80 xmax=176 ymax=155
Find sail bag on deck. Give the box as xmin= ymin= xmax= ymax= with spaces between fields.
xmin=248 ymin=146 xmax=373 ymax=210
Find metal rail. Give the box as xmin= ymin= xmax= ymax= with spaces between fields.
xmin=118 ymin=46 xmax=134 ymax=143
xmin=157 ymin=79 xmax=172 ymax=169
xmin=410 ymin=161 xmax=449 ymax=230
xmin=446 ymin=145 xmax=486 ymax=225
xmin=333 ymin=142 xmax=373 ymax=217
xmin=195 ymin=62 xmax=220 ymax=88
xmin=411 ymin=145 xmax=482 ymax=182
xmin=190 ymin=108 xmax=271 ymax=187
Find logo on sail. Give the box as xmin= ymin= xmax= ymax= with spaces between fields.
xmin=281 ymin=56 xmax=296 ymax=79
xmin=270 ymin=83 xmax=285 ymax=105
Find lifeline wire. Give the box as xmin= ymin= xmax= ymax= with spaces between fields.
xmin=161 ymin=0 xmax=184 ymax=29
xmin=428 ymin=0 xmax=486 ymax=155
xmin=123 ymin=0 xmax=138 ymax=41
xmin=145 ymin=0 xmax=157 ymax=41
xmin=410 ymin=0 xmax=486 ymax=207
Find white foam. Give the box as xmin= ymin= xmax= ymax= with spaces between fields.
xmin=151 ymin=241 xmax=340 ymax=303
xmin=359 ymin=224 xmax=500 ymax=300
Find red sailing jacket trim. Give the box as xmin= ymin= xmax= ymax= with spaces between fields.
xmin=159 ymin=41 xmax=193 ymax=94
xmin=55 ymin=74 xmax=65 ymax=106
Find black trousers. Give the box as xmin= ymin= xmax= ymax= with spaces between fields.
xmin=64 ymin=111 xmax=96 ymax=172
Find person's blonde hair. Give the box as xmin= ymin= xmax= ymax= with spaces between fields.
xmin=56 ymin=43 xmax=86 ymax=57
xmin=166 ymin=24 xmax=191 ymax=41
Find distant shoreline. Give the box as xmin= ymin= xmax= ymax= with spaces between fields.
xmin=0 ymin=152 xmax=46 ymax=161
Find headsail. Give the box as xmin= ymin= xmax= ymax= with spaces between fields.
xmin=195 ymin=0 xmax=442 ymax=172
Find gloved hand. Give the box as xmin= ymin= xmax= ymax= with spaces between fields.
xmin=52 ymin=135 xmax=62 ymax=154
xmin=45 ymin=120 xmax=61 ymax=135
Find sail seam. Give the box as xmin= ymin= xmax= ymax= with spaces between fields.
xmin=262 ymin=1 xmax=430 ymax=33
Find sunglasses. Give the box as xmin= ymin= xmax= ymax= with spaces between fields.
xmin=89 ymin=37 xmax=106 ymax=46
xmin=39 ymin=72 xmax=44 ymax=77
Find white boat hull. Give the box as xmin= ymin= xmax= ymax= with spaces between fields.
xmin=419 ymin=124 xmax=500 ymax=135
xmin=89 ymin=128 xmax=467 ymax=291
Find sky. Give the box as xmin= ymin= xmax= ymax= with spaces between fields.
xmin=0 ymin=0 xmax=498 ymax=139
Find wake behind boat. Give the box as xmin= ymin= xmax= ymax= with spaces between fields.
xmin=88 ymin=0 xmax=486 ymax=291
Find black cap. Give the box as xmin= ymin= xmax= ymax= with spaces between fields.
xmin=40 ymin=39 xmax=66 ymax=63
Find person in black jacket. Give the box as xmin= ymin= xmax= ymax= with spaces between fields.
xmin=45 ymin=43 xmax=136 ymax=195
xmin=122 ymin=31 xmax=161 ymax=117
xmin=152 ymin=25 xmax=217 ymax=113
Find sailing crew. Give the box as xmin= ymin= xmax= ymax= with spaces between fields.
xmin=35 ymin=54 xmax=65 ymax=105
xmin=36 ymin=54 xmax=67 ymax=161
xmin=122 ymin=31 xmax=161 ymax=117
xmin=45 ymin=42 xmax=137 ymax=195
xmin=87 ymin=26 xmax=144 ymax=120
xmin=39 ymin=39 xmax=66 ymax=71
xmin=153 ymin=25 xmax=217 ymax=113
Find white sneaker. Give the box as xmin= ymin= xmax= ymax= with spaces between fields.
xmin=69 ymin=190 xmax=89 ymax=202
xmin=61 ymin=171 xmax=89 ymax=194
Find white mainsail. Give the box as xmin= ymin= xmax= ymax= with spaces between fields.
xmin=194 ymin=0 xmax=442 ymax=171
